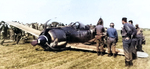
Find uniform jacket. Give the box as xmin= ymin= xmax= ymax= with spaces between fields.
xmin=121 ymin=23 xmax=137 ymax=38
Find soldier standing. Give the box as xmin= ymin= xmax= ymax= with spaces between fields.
xmin=0 ymin=21 xmax=9 ymax=45
xmin=31 ymin=23 xmax=36 ymax=39
xmin=38 ymin=24 xmax=44 ymax=31
xmin=9 ymin=26 xmax=15 ymax=40
xmin=121 ymin=17 xmax=137 ymax=66
xmin=107 ymin=23 xmax=118 ymax=58
xmin=128 ymin=20 xmax=137 ymax=59
xmin=128 ymin=20 xmax=133 ymax=25
xmin=13 ymin=27 xmax=22 ymax=44
xmin=135 ymin=24 xmax=144 ymax=52
xmin=95 ymin=18 xmax=105 ymax=56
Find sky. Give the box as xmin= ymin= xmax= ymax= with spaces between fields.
xmin=0 ymin=0 xmax=150 ymax=29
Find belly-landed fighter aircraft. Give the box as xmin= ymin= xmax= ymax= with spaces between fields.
xmin=31 ymin=19 xmax=97 ymax=51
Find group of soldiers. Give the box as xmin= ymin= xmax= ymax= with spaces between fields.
xmin=95 ymin=17 xmax=145 ymax=67
xmin=0 ymin=21 xmax=65 ymax=45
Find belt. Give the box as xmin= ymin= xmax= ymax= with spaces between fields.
xmin=122 ymin=36 xmax=128 ymax=39
xmin=108 ymin=37 xmax=115 ymax=38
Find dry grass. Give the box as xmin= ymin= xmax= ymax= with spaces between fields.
xmin=0 ymin=31 xmax=150 ymax=69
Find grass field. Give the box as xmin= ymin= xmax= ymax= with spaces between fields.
xmin=0 ymin=31 xmax=150 ymax=69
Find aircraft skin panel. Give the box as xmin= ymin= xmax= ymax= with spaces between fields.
xmin=6 ymin=21 xmax=41 ymax=37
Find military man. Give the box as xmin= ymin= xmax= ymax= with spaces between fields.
xmin=89 ymin=24 xmax=95 ymax=29
xmin=34 ymin=23 xmax=39 ymax=30
xmin=0 ymin=21 xmax=9 ymax=45
xmin=9 ymin=26 xmax=15 ymax=40
xmin=121 ymin=17 xmax=137 ymax=66
xmin=135 ymin=24 xmax=144 ymax=52
xmin=128 ymin=20 xmax=138 ymax=59
xmin=95 ymin=18 xmax=105 ymax=56
xmin=30 ymin=23 xmax=36 ymax=39
xmin=107 ymin=23 xmax=118 ymax=58
xmin=13 ymin=27 xmax=22 ymax=44
xmin=128 ymin=20 xmax=133 ymax=25
xmin=38 ymin=24 xmax=44 ymax=31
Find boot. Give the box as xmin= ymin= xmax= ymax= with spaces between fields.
xmin=113 ymin=53 xmax=117 ymax=58
xmin=140 ymin=50 xmax=144 ymax=52
xmin=108 ymin=53 xmax=112 ymax=57
xmin=129 ymin=61 xmax=133 ymax=66
xmin=125 ymin=61 xmax=130 ymax=67
xmin=0 ymin=39 xmax=5 ymax=45
xmin=132 ymin=53 xmax=137 ymax=60
xmin=137 ymin=49 xmax=144 ymax=52
xmin=97 ymin=52 xmax=100 ymax=56
xmin=100 ymin=52 xmax=105 ymax=56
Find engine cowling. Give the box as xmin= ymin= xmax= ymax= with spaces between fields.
xmin=31 ymin=28 xmax=67 ymax=50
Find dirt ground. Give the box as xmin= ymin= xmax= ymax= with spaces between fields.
xmin=0 ymin=31 xmax=150 ymax=69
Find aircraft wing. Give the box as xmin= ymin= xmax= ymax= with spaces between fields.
xmin=6 ymin=21 xmax=41 ymax=37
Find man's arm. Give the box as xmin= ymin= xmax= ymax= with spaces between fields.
xmin=124 ymin=25 xmax=131 ymax=34
xmin=131 ymin=28 xmax=137 ymax=38
xmin=106 ymin=28 xmax=109 ymax=36
xmin=102 ymin=27 xmax=105 ymax=36
xmin=124 ymin=24 xmax=132 ymax=38
xmin=102 ymin=27 xmax=105 ymax=32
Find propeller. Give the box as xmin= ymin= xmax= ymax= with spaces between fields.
xmin=31 ymin=19 xmax=51 ymax=46
xmin=31 ymin=17 xmax=56 ymax=47
xmin=43 ymin=19 xmax=51 ymax=35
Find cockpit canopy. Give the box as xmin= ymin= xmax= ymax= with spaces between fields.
xmin=69 ymin=22 xmax=90 ymax=30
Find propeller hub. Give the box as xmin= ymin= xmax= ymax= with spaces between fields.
xmin=31 ymin=35 xmax=48 ymax=46
xmin=38 ymin=35 xmax=48 ymax=45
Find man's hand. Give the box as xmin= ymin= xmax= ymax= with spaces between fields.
xmin=125 ymin=37 xmax=129 ymax=40
xmin=131 ymin=35 xmax=133 ymax=39
xmin=116 ymin=39 xmax=118 ymax=42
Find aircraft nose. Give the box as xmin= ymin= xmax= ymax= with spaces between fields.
xmin=31 ymin=40 xmax=38 ymax=46
xmin=31 ymin=35 xmax=48 ymax=46
xmin=38 ymin=35 xmax=48 ymax=45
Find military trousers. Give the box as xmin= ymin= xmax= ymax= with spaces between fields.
xmin=15 ymin=33 xmax=22 ymax=44
xmin=2 ymin=32 xmax=8 ymax=39
xmin=123 ymin=38 xmax=132 ymax=61
xmin=107 ymin=37 xmax=116 ymax=54
xmin=137 ymin=37 xmax=143 ymax=51
xmin=95 ymin=35 xmax=104 ymax=52
xmin=130 ymin=38 xmax=138 ymax=59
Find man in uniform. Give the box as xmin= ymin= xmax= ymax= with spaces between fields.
xmin=95 ymin=18 xmax=105 ymax=56
xmin=38 ymin=24 xmax=44 ymax=31
xmin=107 ymin=23 xmax=118 ymax=58
xmin=9 ymin=26 xmax=15 ymax=41
xmin=128 ymin=20 xmax=133 ymax=25
xmin=0 ymin=21 xmax=9 ymax=45
xmin=121 ymin=17 xmax=137 ymax=66
xmin=135 ymin=24 xmax=144 ymax=52
xmin=128 ymin=20 xmax=138 ymax=59
xmin=13 ymin=27 xmax=22 ymax=44
xmin=89 ymin=24 xmax=95 ymax=29
xmin=31 ymin=23 xmax=36 ymax=39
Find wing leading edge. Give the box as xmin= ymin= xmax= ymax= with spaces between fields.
xmin=6 ymin=21 xmax=41 ymax=37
